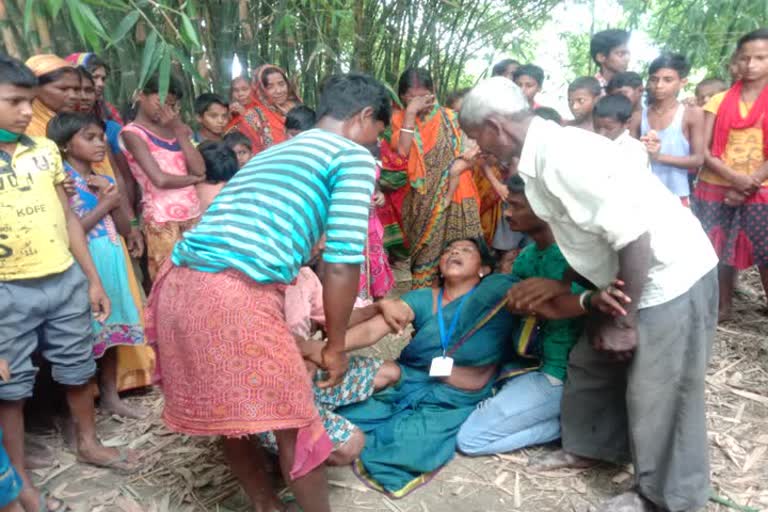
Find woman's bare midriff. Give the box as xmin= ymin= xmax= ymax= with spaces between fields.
xmin=440 ymin=363 xmax=497 ymax=391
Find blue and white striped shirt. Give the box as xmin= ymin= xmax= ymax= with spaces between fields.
xmin=171 ymin=129 xmax=375 ymax=283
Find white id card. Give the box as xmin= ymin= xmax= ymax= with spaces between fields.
xmin=429 ymin=356 xmax=454 ymax=377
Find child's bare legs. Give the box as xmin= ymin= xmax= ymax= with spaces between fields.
xmin=718 ymin=264 xmax=736 ymax=322
xmin=274 ymin=429 xmax=330 ymax=512
xmin=0 ymin=400 xmax=35 ymax=511
xmin=373 ymin=361 xmax=401 ymax=391
xmin=222 ymin=438 xmax=283 ymax=511
xmin=66 ymin=383 xmax=137 ymax=471
xmin=98 ymin=349 xmax=146 ymax=419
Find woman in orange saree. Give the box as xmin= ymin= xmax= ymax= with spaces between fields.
xmin=390 ymin=68 xmax=482 ymax=288
xmin=225 ymin=66 xmax=301 ymax=154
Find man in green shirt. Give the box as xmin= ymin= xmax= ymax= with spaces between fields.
xmin=457 ymin=174 xmax=585 ymax=455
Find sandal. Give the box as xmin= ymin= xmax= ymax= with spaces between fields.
xmin=76 ymin=447 xmax=140 ymax=475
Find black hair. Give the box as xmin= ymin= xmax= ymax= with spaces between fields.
xmin=285 ymin=105 xmax=317 ymax=132
xmin=141 ymin=74 xmax=184 ymax=99
xmin=198 ymin=141 xmax=239 ymax=183
xmin=75 ymin=66 xmax=94 ymax=86
xmin=513 ymin=64 xmax=544 ymax=87
xmin=534 ymin=106 xmax=562 ymax=124
xmin=194 ymin=93 xmax=228 ymax=116
xmin=648 ymin=53 xmax=691 ymax=79
xmin=442 ymin=237 xmax=496 ymax=271
xmin=491 ymin=58 xmax=520 ymax=77
xmin=590 ymin=29 xmax=630 ymax=66
xmin=505 ymin=174 xmax=526 ymax=195
xmin=0 ymin=54 xmax=38 ymax=88
xmin=223 ymin=130 xmax=252 ymax=151
xmin=46 ymin=111 xmax=105 ymax=147
xmin=37 ymin=67 xmax=79 ymax=87
xmin=260 ymin=66 xmax=287 ymax=88
xmin=593 ymin=94 xmax=633 ymax=124
xmin=606 ymin=71 xmax=643 ymax=93
xmin=82 ymin=54 xmax=110 ymax=76
xmin=737 ymin=28 xmax=768 ymax=51
xmin=397 ymin=67 xmax=434 ymax=97
xmin=568 ymin=76 xmax=602 ymax=97
xmin=317 ymin=73 xmax=392 ymax=126
xmin=695 ymin=77 xmax=728 ymax=94
xmin=445 ymin=87 xmax=471 ymax=110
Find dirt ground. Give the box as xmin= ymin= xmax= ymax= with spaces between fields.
xmin=27 ymin=271 xmax=768 ymax=512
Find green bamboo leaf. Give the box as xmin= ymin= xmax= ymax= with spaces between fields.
xmin=138 ymin=30 xmax=159 ymax=88
xmin=158 ymin=46 xmax=171 ymax=103
xmin=45 ymin=0 xmax=64 ymax=18
xmin=109 ymin=10 xmax=140 ymax=47
xmin=23 ymin=0 xmax=35 ymax=34
xmin=180 ymin=13 xmax=201 ymax=49
xmin=78 ymin=2 xmax=109 ymax=40
xmin=380 ymin=81 xmax=403 ymax=108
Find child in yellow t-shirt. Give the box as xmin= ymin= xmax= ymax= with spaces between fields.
xmin=0 ymin=55 xmax=138 ymax=511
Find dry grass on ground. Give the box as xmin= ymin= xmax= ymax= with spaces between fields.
xmin=28 ymin=271 xmax=768 ymax=511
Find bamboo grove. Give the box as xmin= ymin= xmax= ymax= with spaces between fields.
xmin=0 ymin=0 xmax=556 ymax=110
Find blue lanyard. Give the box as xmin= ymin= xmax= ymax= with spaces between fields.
xmin=437 ymin=286 xmax=477 ymax=357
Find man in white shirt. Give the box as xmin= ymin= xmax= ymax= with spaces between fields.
xmin=459 ymin=77 xmax=718 ymax=512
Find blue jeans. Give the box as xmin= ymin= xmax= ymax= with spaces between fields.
xmin=457 ymin=371 xmax=563 ymax=455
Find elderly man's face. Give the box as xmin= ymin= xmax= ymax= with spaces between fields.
xmin=462 ymin=116 xmax=523 ymax=163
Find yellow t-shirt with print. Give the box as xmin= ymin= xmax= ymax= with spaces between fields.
xmin=700 ymin=91 xmax=766 ymax=186
xmin=0 ymin=136 xmax=73 ymax=280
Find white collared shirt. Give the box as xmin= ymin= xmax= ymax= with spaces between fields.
xmin=517 ymin=117 xmax=717 ymax=309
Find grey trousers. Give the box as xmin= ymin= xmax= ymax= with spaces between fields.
xmin=561 ymin=269 xmax=717 ymax=512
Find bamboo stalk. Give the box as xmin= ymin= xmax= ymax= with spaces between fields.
xmin=0 ymin=0 xmax=20 ymax=58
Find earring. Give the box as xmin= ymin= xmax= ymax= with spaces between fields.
xmin=478 ymin=272 xmax=484 ymax=278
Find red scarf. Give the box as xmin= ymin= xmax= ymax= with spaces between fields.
xmin=711 ymin=80 xmax=768 ymax=159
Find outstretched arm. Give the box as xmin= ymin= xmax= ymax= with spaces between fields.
xmin=344 ymin=299 xmax=415 ymax=351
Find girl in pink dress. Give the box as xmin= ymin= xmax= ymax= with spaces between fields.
xmin=359 ymin=163 xmax=395 ymax=301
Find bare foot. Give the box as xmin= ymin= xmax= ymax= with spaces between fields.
xmin=99 ymin=394 xmax=148 ymax=420
xmin=528 ymin=449 xmax=597 ymax=472
xmin=76 ymin=444 xmax=140 ymax=474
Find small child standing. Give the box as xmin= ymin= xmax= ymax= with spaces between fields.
xmin=593 ymin=94 xmax=651 ymax=171
xmin=606 ymin=71 xmax=644 ymax=136
xmin=0 ymin=56 xmax=137 ymax=512
xmin=694 ymin=28 xmax=768 ymax=321
xmin=47 ymin=112 xmax=146 ymax=419
xmin=567 ymin=76 xmax=602 ymax=131
xmin=193 ymin=93 xmax=229 ymax=144
xmin=695 ymin=78 xmax=728 ymax=107
xmin=120 ymin=75 xmax=205 ymax=280
xmin=641 ymin=53 xmax=705 ymax=206
xmin=513 ymin=64 xmax=544 ymax=108
xmin=196 ymin=141 xmax=240 ymax=211
xmin=222 ymin=131 xmax=253 ymax=169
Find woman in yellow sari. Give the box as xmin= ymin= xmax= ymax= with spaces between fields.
xmin=25 ymin=55 xmax=154 ymax=416
xmin=389 ymin=68 xmax=482 ymax=288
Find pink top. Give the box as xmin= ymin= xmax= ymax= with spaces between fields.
xmin=196 ymin=182 xmax=226 ymax=212
xmin=285 ymin=267 xmax=325 ymax=340
xmin=285 ymin=267 xmax=370 ymax=339
xmin=120 ymin=123 xmax=201 ymax=223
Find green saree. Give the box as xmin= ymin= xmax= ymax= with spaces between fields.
xmin=337 ymin=273 xmax=520 ymax=497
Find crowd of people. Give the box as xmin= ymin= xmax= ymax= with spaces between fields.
xmin=0 ymin=23 xmax=766 ymax=512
